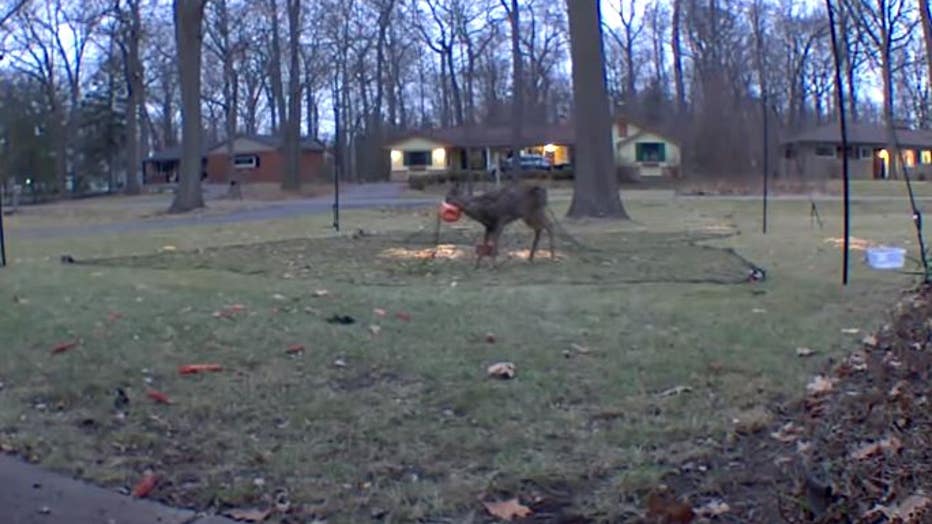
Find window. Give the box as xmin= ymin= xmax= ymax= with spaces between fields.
xmin=922 ymin=150 xmax=932 ymax=165
xmin=233 ymin=155 xmax=259 ymax=169
xmin=814 ymin=145 xmax=835 ymax=157
xmin=404 ymin=151 xmax=430 ymax=167
xmin=635 ymin=142 xmax=666 ymax=162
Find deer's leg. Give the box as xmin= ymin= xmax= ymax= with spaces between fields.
xmin=546 ymin=223 xmax=555 ymax=260
xmin=489 ymin=224 xmax=505 ymax=269
xmin=529 ymin=228 xmax=542 ymax=261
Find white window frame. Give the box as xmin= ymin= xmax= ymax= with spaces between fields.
xmin=233 ymin=155 xmax=258 ymax=169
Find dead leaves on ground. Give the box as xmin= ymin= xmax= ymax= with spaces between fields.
xmin=850 ymin=435 xmax=903 ymax=460
xmin=146 ymin=389 xmax=173 ymax=405
xmin=178 ymin=363 xmax=223 ymax=375
xmin=482 ymin=498 xmax=532 ymax=521
xmin=131 ymin=472 xmax=158 ymax=498
xmin=487 ymin=362 xmax=516 ymax=380
xmin=224 ymin=507 xmax=272 ymax=522
xmin=50 ymin=340 xmax=79 ymax=355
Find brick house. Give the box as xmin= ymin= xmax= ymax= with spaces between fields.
xmin=144 ymin=134 xmax=326 ymax=185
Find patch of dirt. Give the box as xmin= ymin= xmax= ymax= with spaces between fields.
xmin=655 ymin=285 xmax=932 ymax=523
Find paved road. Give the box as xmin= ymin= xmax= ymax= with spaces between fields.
xmin=10 ymin=183 xmax=932 ymax=240
xmin=13 ymin=183 xmax=436 ymax=240
xmin=0 ymin=454 xmax=234 ymax=524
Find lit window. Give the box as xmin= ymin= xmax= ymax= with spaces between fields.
xmin=431 ymin=148 xmax=447 ymax=166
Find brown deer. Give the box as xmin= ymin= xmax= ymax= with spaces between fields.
xmin=444 ymin=182 xmax=555 ymax=268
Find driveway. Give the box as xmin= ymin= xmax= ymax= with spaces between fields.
xmin=11 ymin=183 xmax=436 ymax=240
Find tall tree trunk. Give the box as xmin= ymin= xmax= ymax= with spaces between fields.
xmin=919 ymin=0 xmax=932 ymax=99
xmin=566 ymin=0 xmax=628 ymax=219
xmin=170 ymin=0 xmax=207 ymax=213
xmin=506 ymin=0 xmax=523 ymax=177
xmin=282 ymin=0 xmax=301 ymax=190
xmin=268 ymin=0 xmax=286 ymax=135
xmin=671 ymin=0 xmax=686 ymax=115
xmin=122 ymin=0 xmax=144 ymax=195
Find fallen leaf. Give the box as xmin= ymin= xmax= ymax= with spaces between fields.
xmin=224 ymin=507 xmax=272 ymax=522
xmin=659 ymin=385 xmax=692 ymax=397
xmin=161 ymin=245 xmax=177 ymax=252
xmin=796 ymin=347 xmax=816 ymax=357
xmin=51 ymin=340 xmax=78 ymax=355
xmin=395 ymin=311 xmax=412 ymax=322
xmin=570 ymin=343 xmax=591 ymax=354
xmin=841 ymin=328 xmax=860 ymax=334
xmin=146 ymin=389 xmax=172 ymax=405
xmin=131 ymin=472 xmax=158 ymax=498
xmin=286 ymin=344 xmax=305 ymax=354
xmin=369 ymin=324 xmax=382 ymax=336
xmin=851 ymin=436 xmax=903 ymax=460
xmin=694 ymin=500 xmax=730 ymax=518
xmin=770 ymin=422 xmax=805 ymax=443
xmin=485 ymin=332 xmax=496 ymax=344
xmin=373 ymin=308 xmax=387 ymax=317
xmin=178 ymin=364 xmax=223 ymax=375
xmin=333 ymin=359 xmax=347 ymax=368
xmin=312 ymin=289 xmax=330 ymax=297
xmin=647 ymin=491 xmax=696 ymax=524
xmin=272 ymin=294 xmax=287 ymax=302
xmin=806 ymin=375 xmax=837 ymax=395
xmin=752 ymin=308 xmax=767 ymax=314
xmin=487 ymin=362 xmax=516 ymax=379
xmin=889 ymin=494 xmax=931 ymax=522
xmin=482 ymin=498 xmax=532 ymax=521
xmin=862 ymin=335 xmax=878 ymax=347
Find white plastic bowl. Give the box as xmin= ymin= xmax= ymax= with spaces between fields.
xmin=865 ymin=246 xmax=906 ymax=270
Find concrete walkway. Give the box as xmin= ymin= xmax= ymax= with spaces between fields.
xmin=0 ymin=455 xmax=233 ymax=524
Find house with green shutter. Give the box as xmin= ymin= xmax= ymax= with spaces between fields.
xmin=384 ymin=115 xmax=681 ymax=181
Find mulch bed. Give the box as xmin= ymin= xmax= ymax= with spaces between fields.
xmin=645 ymin=285 xmax=932 ymax=523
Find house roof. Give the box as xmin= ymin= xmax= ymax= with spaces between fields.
xmin=782 ymin=123 xmax=932 ymax=149
xmin=221 ymin=134 xmax=325 ymax=152
xmin=386 ymin=118 xmax=678 ymax=150
xmin=385 ymin=122 xmax=577 ymax=149
xmin=145 ymin=134 xmax=325 ymax=162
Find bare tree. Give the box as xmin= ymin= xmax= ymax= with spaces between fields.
xmin=281 ymin=0 xmax=301 ymax=190
xmin=566 ymin=0 xmax=628 ymax=219
xmin=671 ymin=0 xmax=687 ymax=115
xmin=170 ymin=0 xmax=207 ymax=213
xmin=608 ymin=0 xmax=643 ymax=105
xmin=501 ymin=0 xmax=523 ymax=173
xmin=843 ymin=0 xmax=917 ymax=177
xmin=918 ymin=0 xmax=932 ymax=96
xmin=115 ymin=0 xmax=144 ymax=195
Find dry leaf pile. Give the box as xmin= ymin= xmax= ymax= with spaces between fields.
xmin=653 ymin=285 xmax=932 ymax=523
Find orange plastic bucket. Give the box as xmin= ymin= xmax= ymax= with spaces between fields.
xmin=440 ymin=201 xmax=462 ymax=223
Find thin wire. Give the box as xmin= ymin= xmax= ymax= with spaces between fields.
xmin=888 ymin=129 xmax=930 ymax=283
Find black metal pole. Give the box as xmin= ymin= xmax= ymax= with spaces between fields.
xmin=826 ymin=0 xmax=850 ymax=285
xmin=0 ymin=186 xmax=6 ymax=267
xmin=762 ymin=93 xmax=769 ymax=234
xmin=332 ymin=161 xmax=340 ymax=232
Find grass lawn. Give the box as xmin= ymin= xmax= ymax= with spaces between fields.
xmin=0 ymin=186 xmax=927 ymax=522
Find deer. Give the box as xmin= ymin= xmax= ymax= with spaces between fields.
xmin=444 ymin=182 xmax=555 ymax=268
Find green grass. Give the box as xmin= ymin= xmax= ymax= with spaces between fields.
xmin=0 ymin=189 xmax=926 ymax=522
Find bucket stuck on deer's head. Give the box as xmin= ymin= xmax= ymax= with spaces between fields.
xmin=439 ymin=201 xmax=462 ymax=223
